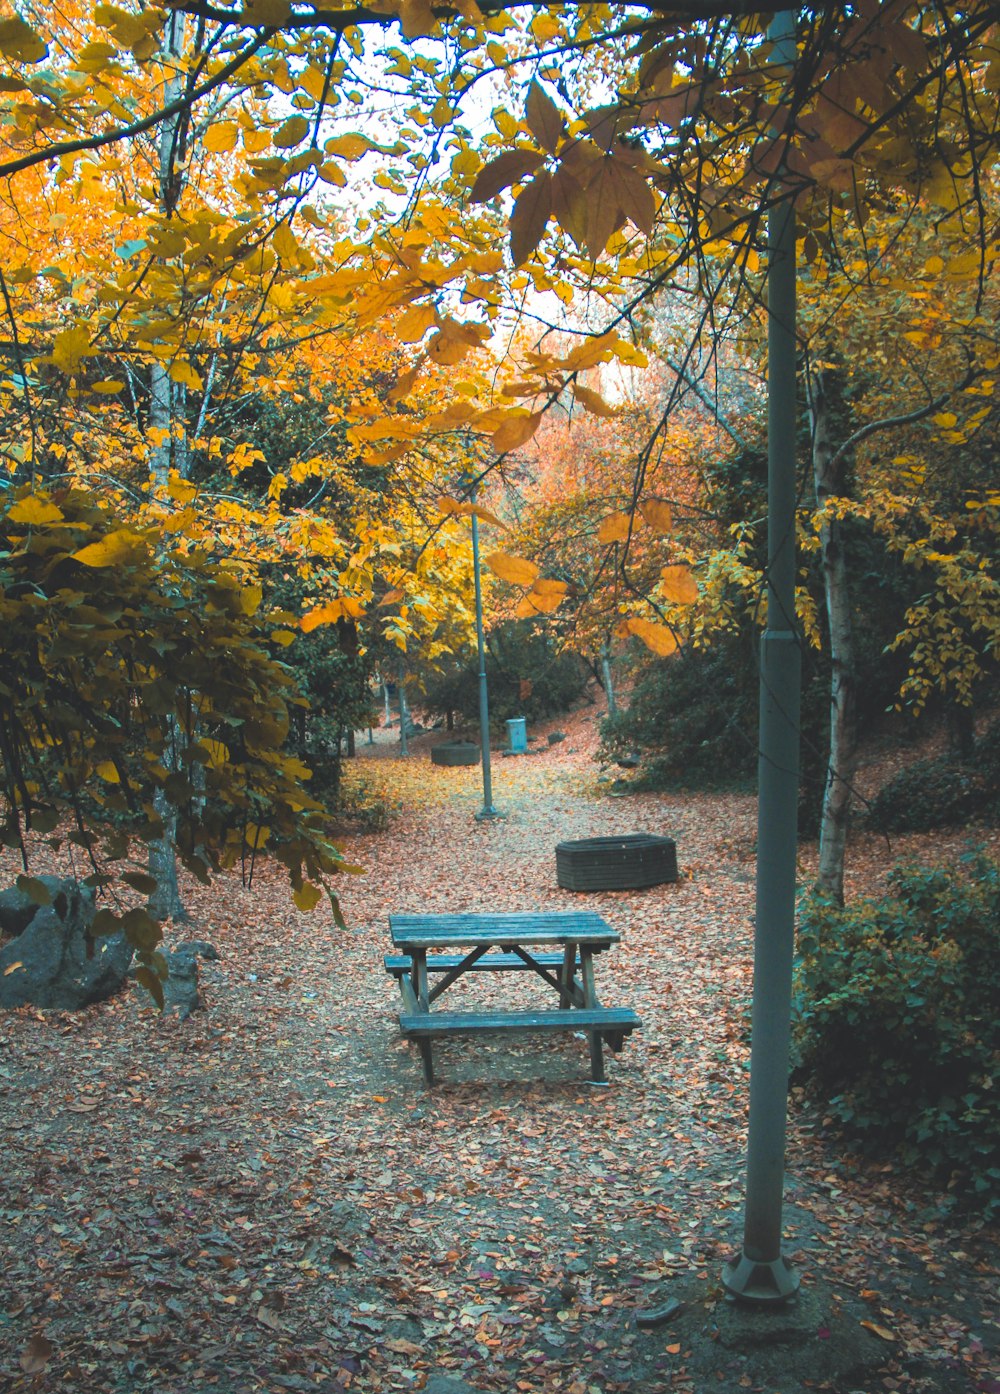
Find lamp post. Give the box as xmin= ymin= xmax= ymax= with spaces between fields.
xmin=468 ymin=484 xmax=500 ymax=820
xmin=722 ymin=7 xmax=802 ymax=1305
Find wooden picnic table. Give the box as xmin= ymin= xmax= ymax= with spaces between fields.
xmin=385 ymin=911 xmax=640 ymax=1086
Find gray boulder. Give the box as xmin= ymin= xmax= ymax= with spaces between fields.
xmin=0 ymin=877 xmax=134 ymax=1011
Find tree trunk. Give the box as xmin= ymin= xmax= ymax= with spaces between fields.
xmin=601 ymin=645 xmax=618 ymax=716
xmin=397 ymin=664 xmax=409 ymax=757
xmin=147 ymin=12 xmax=189 ymax=925
xmin=810 ymin=369 xmax=857 ymax=905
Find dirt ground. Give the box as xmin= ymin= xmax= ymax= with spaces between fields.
xmin=1 ymin=701 xmax=997 ymax=1394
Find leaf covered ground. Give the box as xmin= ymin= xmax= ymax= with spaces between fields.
xmin=1 ymin=702 xmax=997 ymax=1394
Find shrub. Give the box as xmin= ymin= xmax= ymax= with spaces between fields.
xmin=792 ymin=853 xmax=1000 ymax=1215
xmin=421 ymin=622 xmax=589 ymax=731
xmin=867 ymin=718 xmax=1000 ymax=832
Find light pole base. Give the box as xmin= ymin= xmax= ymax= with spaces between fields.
xmin=475 ymin=807 xmax=505 ymax=822
xmin=721 ymin=1252 xmax=800 ymax=1305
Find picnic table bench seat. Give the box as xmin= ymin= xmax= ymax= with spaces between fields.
xmin=397 ymin=1007 xmax=640 ymax=1085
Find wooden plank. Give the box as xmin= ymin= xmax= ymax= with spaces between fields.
xmin=384 ymin=952 xmax=580 ymax=976
xmin=398 ymin=1007 xmax=640 ymax=1037
xmin=398 ymin=975 xmax=420 ymax=1016
xmin=428 ymin=942 xmax=494 ymax=1005
xmin=389 ymin=911 xmax=619 ymax=951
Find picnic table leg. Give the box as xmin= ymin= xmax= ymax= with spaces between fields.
xmin=580 ymin=948 xmax=598 ymax=1007
xmin=418 ymin=1038 xmax=435 ymax=1086
xmin=588 ymin=1030 xmax=606 ymax=1084
xmin=559 ymin=941 xmax=577 ymax=1008
xmin=414 ymin=949 xmax=430 ymax=1011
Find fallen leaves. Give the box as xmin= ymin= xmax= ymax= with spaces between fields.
xmin=0 ymin=704 xmax=996 ymax=1394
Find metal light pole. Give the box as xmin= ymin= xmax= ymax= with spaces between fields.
xmin=469 ymin=488 xmax=500 ymax=820
xmin=723 ymin=8 xmax=802 ymax=1304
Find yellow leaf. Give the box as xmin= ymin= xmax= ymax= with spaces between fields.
xmin=270 ymin=628 xmax=297 ymax=646
xmin=574 ymin=384 xmax=618 ymax=418
xmin=860 ymin=1321 xmax=896 ymax=1342
xmin=933 ymin=412 xmax=957 ymax=428
xmin=515 ymin=593 xmax=554 ymax=618
xmin=395 ymin=302 xmax=437 ymax=343
xmin=318 ymin=161 xmax=346 ymax=186
xmin=324 ymin=133 xmax=374 ymax=160
xmin=484 ymin=551 xmax=540 ymax=586
xmin=203 ymin=122 xmax=239 ymax=153
xmin=436 ymin=494 xmax=465 ymax=516
xmin=73 ymin=530 xmax=146 ymax=568
xmin=300 ymin=598 xmax=365 ymax=632
xmin=640 ymin=499 xmax=673 ymax=533
xmin=6 ymin=495 xmax=64 ymax=525
xmin=49 ymin=325 xmax=93 ymax=373
xmin=166 ymin=472 xmax=198 ymax=504
xmin=92 ymin=380 xmax=125 ymax=395
xmin=492 ymin=410 xmax=543 ymax=453
xmin=469 ymin=502 xmax=505 ymax=527
xmin=387 ymin=362 xmax=422 ymax=404
xmin=627 ymin=617 xmax=678 ymax=656
xmin=0 ymin=17 xmax=47 ymax=62
xmin=241 ymin=584 xmax=263 ymax=616
xmin=201 ymin=739 xmax=230 ymax=768
xmin=3 ymin=962 xmax=23 ymax=976
xmin=169 ymin=359 xmax=203 ymax=390
xmin=597 ymin=511 xmax=631 ymax=544
xmin=274 ymin=115 xmax=309 ymax=149
xmin=660 ymin=564 xmax=698 ymax=604
xmin=293 ymin=882 xmax=322 ymax=912
xmin=95 ymin=761 xmax=120 ymax=784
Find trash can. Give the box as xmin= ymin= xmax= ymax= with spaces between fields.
xmin=506 ymin=717 xmax=528 ymax=753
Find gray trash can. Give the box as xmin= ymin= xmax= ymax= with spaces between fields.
xmin=506 ymin=717 xmax=528 ymax=753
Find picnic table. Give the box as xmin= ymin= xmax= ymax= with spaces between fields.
xmin=385 ymin=910 xmax=640 ymax=1086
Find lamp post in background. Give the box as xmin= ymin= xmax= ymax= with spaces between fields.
xmin=468 ymin=482 xmax=501 ymax=820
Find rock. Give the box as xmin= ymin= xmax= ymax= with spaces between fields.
xmin=135 ymin=939 xmax=218 ymax=1019
xmin=0 ymin=878 xmax=133 ymax=1011
xmin=547 ymin=730 xmax=566 ymax=745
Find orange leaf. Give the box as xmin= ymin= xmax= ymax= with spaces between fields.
xmin=492 ymin=410 xmax=543 ymax=453
xmin=485 ymin=551 xmax=540 ymax=586
xmin=627 ymin=617 xmax=678 ymax=656
xmin=532 ymin=577 xmax=569 ymax=597
xmin=639 ymin=499 xmax=673 ymax=533
xmin=597 ymin=511 xmax=631 ymax=544
xmin=660 ymin=564 xmax=698 ymax=604
xmin=516 ymin=588 xmax=564 ymax=616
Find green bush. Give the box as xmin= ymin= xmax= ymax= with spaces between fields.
xmin=792 ymin=853 xmax=1000 ymax=1215
xmin=867 ymin=718 xmax=1000 ymax=832
xmin=421 ymin=621 xmax=589 ymax=731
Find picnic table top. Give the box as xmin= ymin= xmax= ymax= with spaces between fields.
xmin=389 ymin=910 xmax=619 ymax=951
